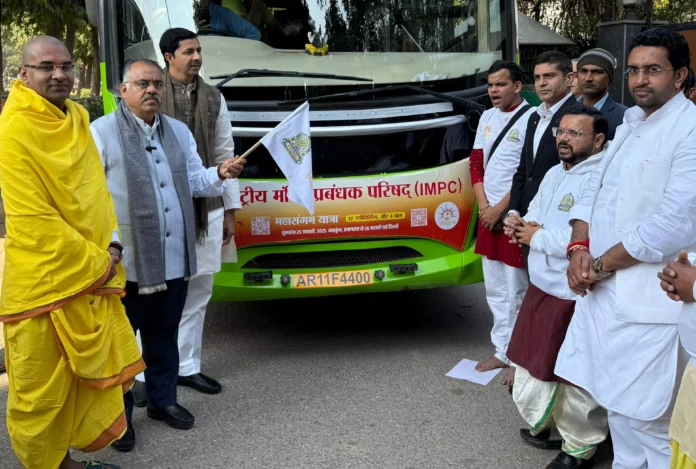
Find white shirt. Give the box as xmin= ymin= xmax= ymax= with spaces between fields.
xmin=473 ymin=101 xmax=536 ymax=205
xmin=555 ymin=92 xmax=696 ymax=420
xmin=684 ymin=280 xmax=696 ymax=365
xmin=533 ymin=93 xmax=573 ymax=158
xmin=524 ymin=150 xmax=604 ymax=299
xmin=569 ymin=92 xmax=696 ymax=323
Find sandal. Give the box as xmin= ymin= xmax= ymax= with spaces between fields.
xmin=84 ymin=461 xmax=122 ymax=469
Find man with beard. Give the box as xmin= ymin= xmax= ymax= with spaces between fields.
xmin=90 ymin=58 xmax=245 ymax=452
xmin=561 ymin=28 xmax=696 ymax=468
xmin=468 ymin=60 xmax=536 ymax=375
xmin=508 ymin=51 xmax=579 ymax=240
xmin=575 ymin=48 xmax=627 ymax=141
xmin=505 ymin=107 xmax=609 ymax=468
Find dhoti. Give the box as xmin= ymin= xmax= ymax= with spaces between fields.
xmin=513 ymin=366 xmax=608 ymax=459
xmin=4 ymin=295 xmax=144 ymax=469
xmin=669 ymin=361 xmax=696 ymax=469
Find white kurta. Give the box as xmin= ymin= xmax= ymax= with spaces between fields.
xmin=177 ymin=90 xmax=242 ymax=377
xmin=474 ymin=102 xmax=535 ymax=365
xmin=555 ymin=93 xmax=696 ymax=422
xmin=474 ymin=101 xmax=536 ymax=205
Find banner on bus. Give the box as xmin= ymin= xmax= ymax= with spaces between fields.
xmin=235 ymin=159 xmax=475 ymax=250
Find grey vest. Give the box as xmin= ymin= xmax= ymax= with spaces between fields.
xmin=170 ymin=79 xmax=225 ymax=212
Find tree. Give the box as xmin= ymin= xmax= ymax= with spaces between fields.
xmin=89 ymin=25 xmax=100 ymax=96
xmin=1 ymin=0 xmax=89 ymax=93
xmin=518 ymin=0 xmax=696 ymax=52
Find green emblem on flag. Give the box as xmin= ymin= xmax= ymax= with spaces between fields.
xmin=281 ymin=133 xmax=311 ymax=165
xmin=558 ymin=193 xmax=575 ymax=212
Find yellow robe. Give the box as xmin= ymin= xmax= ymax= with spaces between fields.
xmin=670 ymin=362 xmax=696 ymax=469
xmin=0 ymin=80 xmax=145 ymax=469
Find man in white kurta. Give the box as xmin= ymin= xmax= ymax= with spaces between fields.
xmin=506 ymin=108 xmax=609 ymax=469
xmin=558 ymin=28 xmax=696 ymax=468
xmin=469 ymin=61 xmax=536 ymax=375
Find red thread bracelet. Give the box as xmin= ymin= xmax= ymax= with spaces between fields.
xmin=567 ymin=240 xmax=590 ymax=250
xmin=566 ymin=244 xmax=590 ymax=260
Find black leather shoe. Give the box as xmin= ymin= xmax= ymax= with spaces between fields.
xmin=111 ymin=424 xmax=135 ymax=452
xmin=520 ymin=428 xmax=563 ymax=450
xmin=147 ymin=404 xmax=194 ymax=430
xmin=132 ymin=380 xmax=148 ymax=408
xmin=546 ymin=452 xmax=589 ymax=468
xmin=177 ymin=373 xmax=222 ymax=395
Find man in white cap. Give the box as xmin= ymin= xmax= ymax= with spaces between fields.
xmin=576 ymin=48 xmax=627 ymax=140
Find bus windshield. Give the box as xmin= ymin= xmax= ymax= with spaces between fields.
xmin=116 ymin=0 xmax=507 ymax=87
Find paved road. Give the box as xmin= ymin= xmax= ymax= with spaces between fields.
xmin=0 ymin=284 xmax=614 ymax=469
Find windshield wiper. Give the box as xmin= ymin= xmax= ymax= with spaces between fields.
xmin=209 ymin=69 xmax=373 ymax=88
xmin=280 ymin=84 xmax=486 ymax=113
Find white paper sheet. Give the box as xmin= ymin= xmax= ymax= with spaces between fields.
xmin=221 ymin=237 xmax=238 ymax=263
xmin=446 ymin=358 xmax=502 ymax=385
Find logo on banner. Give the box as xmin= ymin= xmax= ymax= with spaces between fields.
xmin=435 ymin=202 xmax=459 ymax=230
xmin=282 ymin=133 xmax=311 ymax=165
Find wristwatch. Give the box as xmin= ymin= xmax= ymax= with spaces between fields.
xmin=591 ymin=256 xmax=614 ymax=280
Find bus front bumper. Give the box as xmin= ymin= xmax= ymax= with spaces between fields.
xmin=211 ymin=239 xmax=483 ymax=302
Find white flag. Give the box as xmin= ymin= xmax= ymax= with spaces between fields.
xmin=260 ymin=102 xmax=314 ymax=215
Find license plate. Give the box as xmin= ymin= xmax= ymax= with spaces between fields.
xmin=294 ymin=270 xmax=373 ymax=289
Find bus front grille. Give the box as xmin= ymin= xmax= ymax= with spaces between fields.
xmin=242 ymin=247 xmax=423 ymax=270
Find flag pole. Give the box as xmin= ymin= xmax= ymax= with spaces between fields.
xmin=238 ymin=140 xmax=263 ymax=160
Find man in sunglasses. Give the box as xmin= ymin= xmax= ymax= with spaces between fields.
xmin=575 ymin=48 xmax=627 ymax=141
xmin=561 ymin=28 xmax=696 ymax=468
xmin=0 ymin=36 xmax=143 ymax=469
xmin=90 ymin=57 xmax=246 ymax=452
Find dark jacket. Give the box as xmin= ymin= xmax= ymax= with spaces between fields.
xmin=509 ymin=96 xmax=582 ymax=216
xmin=597 ymin=95 xmax=628 ymax=142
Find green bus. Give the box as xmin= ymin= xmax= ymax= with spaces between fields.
xmin=90 ymin=0 xmax=521 ymax=302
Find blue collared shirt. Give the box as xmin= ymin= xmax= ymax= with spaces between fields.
xmin=578 ymin=93 xmax=609 ymax=111
xmin=210 ymin=3 xmax=261 ymax=41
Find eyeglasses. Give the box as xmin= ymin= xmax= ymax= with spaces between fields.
xmin=23 ymin=63 xmax=75 ymax=73
xmin=123 ymin=80 xmax=164 ymax=90
xmin=552 ymin=127 xmax=588 ymax=138
xmin=624 ymin=66 xmax=674 ymax=78
xmin=578 ymin=68 xmax=606 ymax=77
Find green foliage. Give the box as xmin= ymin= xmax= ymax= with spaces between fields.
xmin=643 ymin=0 xmax=696 ymax=23
xmin=1 ymin=0 xmax=88 ymax=32
xmin=518 ymin=0 xmax=696 ymax=56
xmin=1 ymin=0 xmax=99 ymax=93
xmin=73 ymin=96 xmax=104 ymax=122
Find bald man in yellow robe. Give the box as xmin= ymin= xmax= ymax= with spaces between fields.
xmin=0 ymin=36 xmax=144 ymax=469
